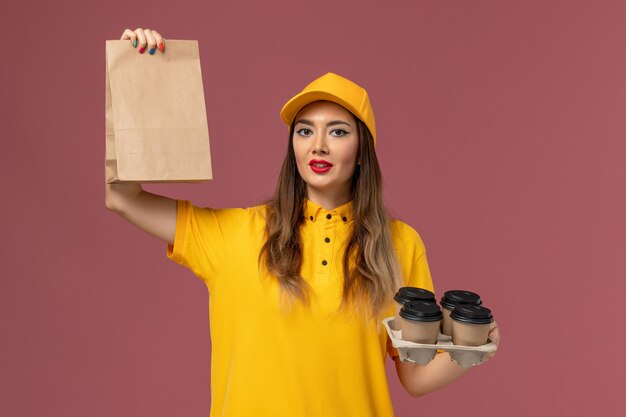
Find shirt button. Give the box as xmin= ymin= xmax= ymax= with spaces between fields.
xmin=342 ymin=216 xmax=347 ymax=222
xmin=321 ymin=260 xmax=328 ymax=266
xmin=326 ymin=214 xmax=332 ymax=220
xmin=324 ymin=237 xmax=330 ymax=243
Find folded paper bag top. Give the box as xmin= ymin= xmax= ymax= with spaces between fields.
xmin=105 ymin=39 xmax=212 ymax=183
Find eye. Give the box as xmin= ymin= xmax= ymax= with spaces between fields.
xmin=330 ymin=129 xmax=349 ymax=137
xmin=296 ymin=128 xmax=313 ymax=137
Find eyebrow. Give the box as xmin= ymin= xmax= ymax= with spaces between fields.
xmin=294 ymin=119 xmax=353 ymax=128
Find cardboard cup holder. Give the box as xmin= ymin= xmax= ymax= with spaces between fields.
xmin=383 ymin=317 xmax=497 ymax=368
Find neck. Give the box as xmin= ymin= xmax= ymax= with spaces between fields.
xmin=306 ymin=186 xmax=352 ymax=210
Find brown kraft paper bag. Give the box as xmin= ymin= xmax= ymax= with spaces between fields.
xmin=105 ymin=40 xmax=212 ymax=182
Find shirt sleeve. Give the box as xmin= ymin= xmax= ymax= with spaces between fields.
xmin=407 ymin=251 xmax=434 ymax=293
xmin=166 ymin=200 xmax=253 ymax=287
xmin=391 ymin=220 xmax=435 ymax=294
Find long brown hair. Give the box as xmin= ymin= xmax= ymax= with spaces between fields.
xmin=259 ymin=114 xmax=401 ymax=318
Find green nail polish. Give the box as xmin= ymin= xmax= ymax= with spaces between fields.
xmin=133 ymin=39 xmax=137 ymax=48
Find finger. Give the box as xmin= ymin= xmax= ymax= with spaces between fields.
xmin=488 ymin=326 xmax=500 ymax=345
xmin=120 ymin=29 xmax=139 ymax=48
xmin=145 ymin=29 xmax=157 ymax=55
xmin=134 ymin=28 xmax=147 ymax=54
xmin=491 ymin=321 xmax=502 ymax=345
xmin=152 ymin=30 xmax=166 ymax=52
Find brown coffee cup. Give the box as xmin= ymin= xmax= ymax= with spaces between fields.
xmin=440 ymin=290 xmax=482 ymax=336
xmin=393 ymin=287 xmax=436 ymax=329
xmin=398 ymin=301 xmax=442 ymax=344
xmin=450 ymin=304 xmax=494 ymax=346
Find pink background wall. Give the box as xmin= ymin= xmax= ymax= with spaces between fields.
xmin=2 ymin=1 xmax=624 ymax=416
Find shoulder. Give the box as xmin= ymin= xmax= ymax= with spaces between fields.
xmin=184 ymin=201 xmax=267 ymax=216
xmin=180 ymin=201 xmax=269 ymax=228
xmin=389 ymin=219 xmax=426 ymax=257
xmin=389 ymin=219 xmax=433 ymax=290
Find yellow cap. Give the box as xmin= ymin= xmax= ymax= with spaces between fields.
xmin=280 ymin=72 xmax=377 ymax=144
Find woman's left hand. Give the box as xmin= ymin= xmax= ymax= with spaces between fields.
xmin=482 ymin=320 xmax=500 ymax=362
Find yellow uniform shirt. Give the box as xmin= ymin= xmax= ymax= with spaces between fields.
xmin=167 ymin=198 xmax=434 ymax=417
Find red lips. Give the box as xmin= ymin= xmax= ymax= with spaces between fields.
xmin=309 ymin=159 xmax=333 ymax=174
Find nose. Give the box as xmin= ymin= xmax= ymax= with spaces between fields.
xmin=312 ymin=131 xmax=329 ymax=155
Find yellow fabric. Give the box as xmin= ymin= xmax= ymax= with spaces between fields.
xmin=167 ymin=198 xmax=434 ymax=417
xmin=280 ymin=72 xmax=378 ymax=144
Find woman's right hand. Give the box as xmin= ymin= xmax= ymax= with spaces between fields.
xmin=120 ymin=28 xmax=166 ymax=55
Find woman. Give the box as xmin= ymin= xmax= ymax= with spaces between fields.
xmin=107 ymin=28 xmax=500 ymax=417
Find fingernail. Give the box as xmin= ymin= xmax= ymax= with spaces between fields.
xmin=139 ymin=46 xmax=146 ymax=54
xmin=158 ymin=42 xmax=164 ymax=52
xmin=149 ymin=47 xmax=155 ymax=55
xmin=133 ymin=39 xmax=137 ymax=48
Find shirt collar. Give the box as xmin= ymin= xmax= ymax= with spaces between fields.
xmin=304 ymin=198 xmax=354 ymax=223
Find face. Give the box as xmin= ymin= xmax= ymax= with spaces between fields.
xmin=292 ymin=101 xmax=359 ymax=203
